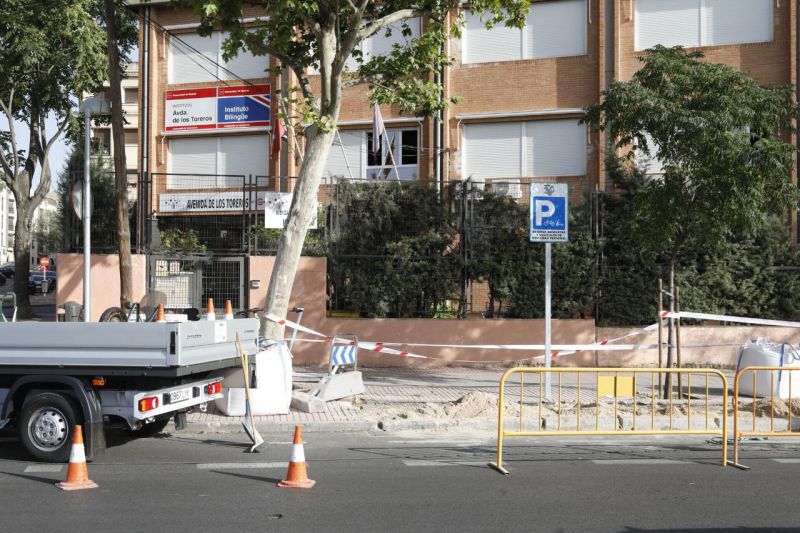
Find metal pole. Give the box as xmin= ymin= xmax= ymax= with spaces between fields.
xmin=676 ymin=286 xmax=683 ymax=400
xmin=658 ymin=278 xmax=663 ymax=398
xmin=83 ymin=111 xmax=92 ymax=322
xmin=545 ymin=242 xmax=552 ymax=399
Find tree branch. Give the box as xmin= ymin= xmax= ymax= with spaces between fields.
xmin=341 ymin=72 xmax=384 ymax=89
xmin=358 ymin=9 xmax=424 ymax=40
xmin=0 ymin=92 xmax=20 ymax=177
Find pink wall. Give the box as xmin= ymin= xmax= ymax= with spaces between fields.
xmin=56 ymin=254 xmax=147 ymax=322
xmin=54 ymin=254 xmax=800 ymax=368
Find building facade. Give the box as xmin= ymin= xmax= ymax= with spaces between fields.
xmin=133 ymin=1 xmax=796 ymax=209
xmin=0 ymin=183 xmax=14 ymax=265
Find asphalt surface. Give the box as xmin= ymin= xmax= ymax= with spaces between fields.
xmin=1 ymin=427 xmax=800 ymax=532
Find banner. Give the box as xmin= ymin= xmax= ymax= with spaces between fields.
xmin=264 ymin=192 xmax=318 ymax=229
xmin=159 ymin=191 xmax=267 ymax=213
xmin=165 ymin=84 xmax=271 ymax=132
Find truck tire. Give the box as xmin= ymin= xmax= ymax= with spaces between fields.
xmin=99 ymin=306 xmax=126 ymax=322
xmin=18 ymin=392 xmax=82 ymax=463
xmin=125 ymin=417 xmax=171 ymax=437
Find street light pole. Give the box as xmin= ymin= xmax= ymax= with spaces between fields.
xmin=83 ymin=108 xmax=92 ymax=322
xmin=79 ymin=96 xmax=110 ymax=322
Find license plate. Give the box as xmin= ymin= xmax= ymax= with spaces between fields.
xmin=169 ymin=388 xmax=191 ymax=403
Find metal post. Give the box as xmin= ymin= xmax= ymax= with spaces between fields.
xmin=676 ymin=286 xmax=683 ymax=400
xmin=83 ymin=110 xmax=92 ymax=322
xmin=658 ymin=278 xmax=663 ymax=399
xmin=545 ymin=242 xmax=552 ymax=399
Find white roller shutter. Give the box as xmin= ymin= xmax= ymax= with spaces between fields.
xmin=635 ymin=0 xmax=701 ymax=50
xmin=528 ymin=0 xmax=587 ymax=59
xmin=703 ymin=0 xmax=772 ymax=46
xmin=220 ymin=31 xmax=269 ymax=80
xmin=526 ymin=120 xmax=586 ymax=177
xmin=219 ymin=135 xmax=268 ymax=182
xmin=324 ymin=131 xmax=364 ymax=179
xmin=463 ymin=11 xmax=522 ymax=64
xmin=168 ymin=32 xmax=218 ymax=84
xmin=463 ymin=122 xmax=523 ymax=180
xmin=168 ymin=137 xmax=218 ymax=187
xmin=366 ymin=18 xmax=420 ymax=61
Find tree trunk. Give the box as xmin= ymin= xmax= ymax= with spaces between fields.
xmin=663 ymin=259 xmax=675 ymax=398
xmin=105 ymin=0 xmax=133 ymax=308
xmin=261 ymin=127 xmax=337 ymax=338
xmin=12 ymin=204 xmax=33 ymax=319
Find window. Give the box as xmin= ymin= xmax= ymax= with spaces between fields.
xmin=366 ymin=129 xmax=419 ymax=180
xmin=635 ymin=0 xmax=772 ymax=51
xmin=463 ymin=0 xmax=587 ymax=64
xmin=168 ymin=31 xmax=268 ymax=84
xmin=322 ymin=128 xmax=420 ymax=180
xmin=328 ymin=18 xmax=421 ymax=73
xmin=124 ymin=129 xmax=138 ymax=145
xmin=124 ymin=88 xmax=139 ymax=104
xmin=167 ymin=135 xmax=268 ymax=187
xmin=93 ymin=129 xmax=111 ymax=155
xmin=462 ymin=119 xmax=586 ymax=180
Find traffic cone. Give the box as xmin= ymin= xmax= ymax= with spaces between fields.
xmin=224 ymin=300 xmax=234 ymax=320
xmin=156 ymin=304 xmax=166 ymax=323
xmin=277 ymin=426 xmax=315 ymax=489
xmin=205 ymin=298 xmax=216 ymax=321
xmin=55 ymin=425 xmax=98 ymax=491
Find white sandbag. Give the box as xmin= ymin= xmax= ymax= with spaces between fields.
xmin=215 ymin=341 xmax=293 ymax=416
xmin=736 ymin=339 xmax=800 ymax=399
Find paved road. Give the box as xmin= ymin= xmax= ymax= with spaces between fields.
xmin=1 ymin=428 xmax=799 ymax=532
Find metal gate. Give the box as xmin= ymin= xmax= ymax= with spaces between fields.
xmin=148 ymin=255 xmax=245 ymax=312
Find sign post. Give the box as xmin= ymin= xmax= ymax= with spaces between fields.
xmin=530 ymin=183 xmax=569 ymax=399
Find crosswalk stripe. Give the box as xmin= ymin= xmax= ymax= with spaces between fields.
xmin=591 ymin=459 xmax=688 ymax=465
xmin=772 ymin=458 xmax=800 ymax=463
xmin=196 ymin=462 xmax=287 ymax=470
xmin=24 ymin=465 xmax=63 ymax=473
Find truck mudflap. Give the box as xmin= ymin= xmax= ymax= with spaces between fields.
xmin=99 ymin=377 xmax=224 ymax=429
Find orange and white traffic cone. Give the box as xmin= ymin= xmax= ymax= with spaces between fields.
xmin=277 ymin=426 xmax=315 ymax=489
xmin=224 ymin=300 xmax=234 ymax=320
xmin=156 ymin=304 xmax=166 ymax=323
xmin=55 ymin=425 xmax=98 ymax=491
xmin=205 ymin=298 xmax=216 ymax=321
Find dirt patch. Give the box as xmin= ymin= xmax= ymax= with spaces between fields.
xmin=357 ymin=391 xmax=523 ymax=422
xmin=752 ymin=398 xmax=800 ymax=417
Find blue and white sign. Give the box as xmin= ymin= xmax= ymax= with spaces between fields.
xmin=529 ymin=183 xmax=568 ymax=242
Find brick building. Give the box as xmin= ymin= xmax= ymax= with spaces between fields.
xmin=131 ymin=0 xmax=795 ymax=202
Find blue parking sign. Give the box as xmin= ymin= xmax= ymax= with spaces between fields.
xmin=530 ymin=183 xmax=568 ymax=242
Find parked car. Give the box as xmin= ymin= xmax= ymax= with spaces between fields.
xmin=28 ymin=270 xmax=56 ymax=294
xmin=0 ymin=263 xmax=13 ymax=278
xmin=0 ymin=272 xmax=7 ymax=287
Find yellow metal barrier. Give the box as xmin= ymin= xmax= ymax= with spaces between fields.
xmin=489 ymin=367 xmax=729 ymax=475
xmin=733 ymin=366 xmax=800 ymax=466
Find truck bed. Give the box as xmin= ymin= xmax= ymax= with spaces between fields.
xmin=0 ymin=318 xmax=259 ymax=377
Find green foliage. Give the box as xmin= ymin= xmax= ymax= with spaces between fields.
xmin=32 ymin=211 xmax=64 ymax=257
xmin=251 ymin=205 xmax=328 ymax=256
xmin=584 ymin=46 xmax=800 ymax=268
xmin=468 ymin=191 xmax=597 ymax=319
xmin=160 ymin=228 xmax=208 ymax=254
xmin=329 ymin=180 xmax=461 ymax=318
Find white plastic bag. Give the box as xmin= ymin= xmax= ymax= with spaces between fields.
xmin=215 ymin=341 xmax=293 ymax=416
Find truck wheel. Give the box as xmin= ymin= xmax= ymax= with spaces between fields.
xmin=99 ymin=306 xmax=126 ymax=322
xmin=18 ymin=392 xmax=82 ymax=463
xmin=125 ymin=417 xmax=171 ymax=437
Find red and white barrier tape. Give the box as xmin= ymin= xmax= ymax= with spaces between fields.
xmin=660 ymin=310 xmax=800 ymax=329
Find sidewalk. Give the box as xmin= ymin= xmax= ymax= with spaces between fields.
xmin=185 ymin=366 xmax=741 ymax=434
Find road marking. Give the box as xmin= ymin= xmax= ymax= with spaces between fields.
xmin=591 ymin=459 xmax=688 ymax=465
xmin=773 ymin=458 xmax=800 ymax=463
xmin=196 ymin=462 xmax=287 ymax=470
xmin=24 ymin=465 xmax=63 ymax=473
xmin=402 ymin=460 xmax=487 ymax=467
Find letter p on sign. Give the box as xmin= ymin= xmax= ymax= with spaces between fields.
xmin=535 ymin=200 xmax=556 ymax=226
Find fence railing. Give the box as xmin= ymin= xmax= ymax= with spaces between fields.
xmin=489 ymin=367 xmax=729 ymax=475
xmin=733 ymin=366 xmax=800 ymax=467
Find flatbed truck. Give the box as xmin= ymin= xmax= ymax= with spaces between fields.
xmin=0 ymin=318 xmax=258 ymax=462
